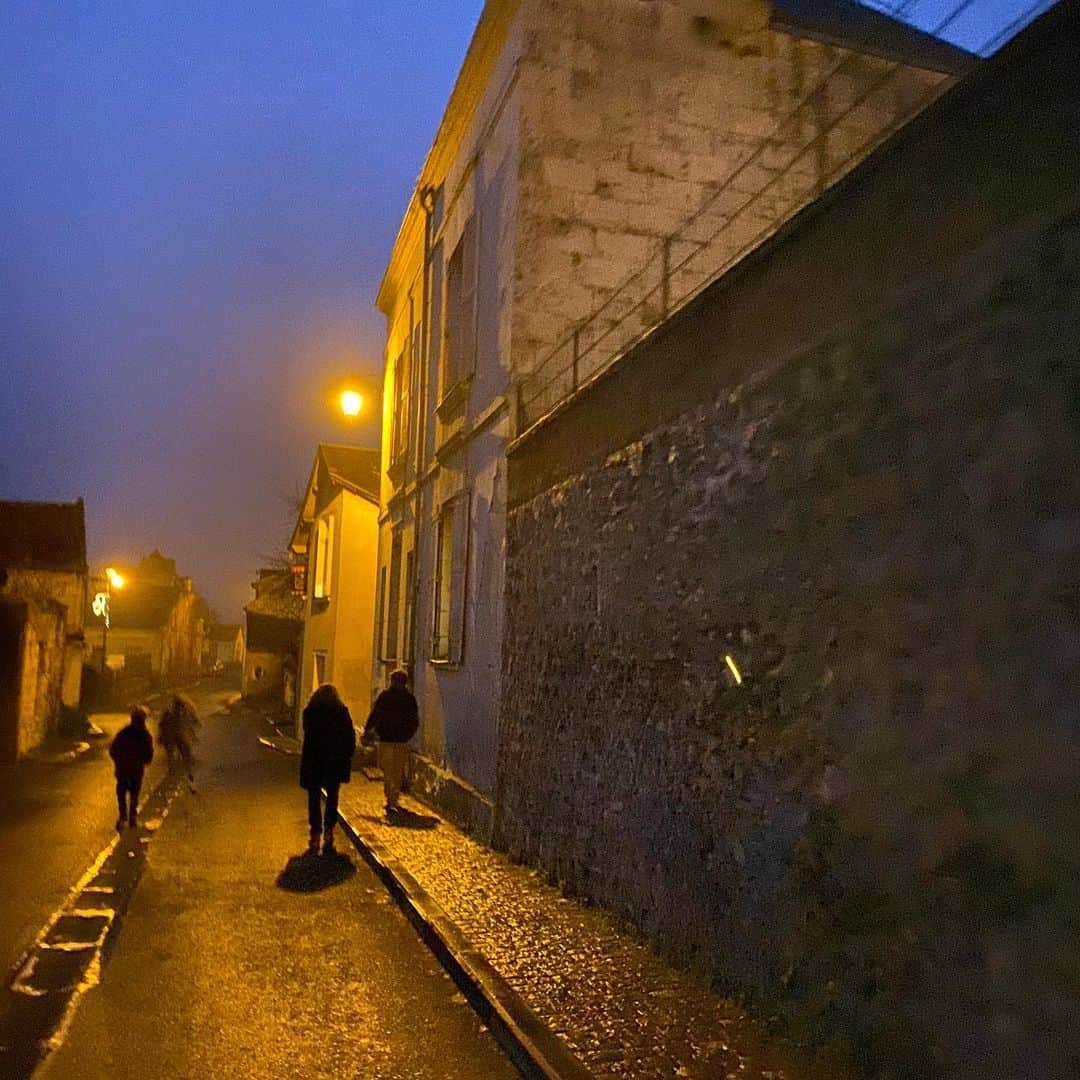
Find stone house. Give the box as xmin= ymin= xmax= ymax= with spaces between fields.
xmin=206 ymin=623 xmax=244 ymax=671
xmin=100 ymin=551 xmax=207 ymax=684
xmin=498 ymin=5 xmax=1079 ymax=1076
xmin=0 ymin=499 xmax=89 ymax=760
xmin=242 ymin=568 xmax=303 ymax=706
xmin=289 ymin=444 xmax=380 ymax=721
xmin=374 ymin=0 xmax=956 ymax=831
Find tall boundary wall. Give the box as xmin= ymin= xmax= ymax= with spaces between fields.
xmin=497 ymin=6 xmax=1080 ymax=1076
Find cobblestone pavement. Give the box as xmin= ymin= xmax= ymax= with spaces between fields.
xmin=337 ymin=774 xmax=855 ymax=1080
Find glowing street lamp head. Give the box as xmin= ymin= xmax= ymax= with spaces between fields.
xmin=106 ymin=567 xmax=125 ymax=589
xmin=340 ymin=390 xmax=363 ymax=418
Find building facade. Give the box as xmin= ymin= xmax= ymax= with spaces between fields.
xmin=0 ymin=499 xmax=89 ymax=760
xmin=290 ymin=444 xmax=380 ymax=722
xmin=101 ymin=551 xmax=207 ymax=684
xmin=243 ymin=568 xmax=303 ymax=706
xmin=374 ymin=0 xmax=949 ymax=828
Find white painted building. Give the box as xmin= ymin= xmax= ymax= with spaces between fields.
xmin=374 ymin=0 xmax=959 ymax=827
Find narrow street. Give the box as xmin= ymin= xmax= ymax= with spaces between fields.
xmin=0 ymin=683 xmax=237 ymax=978
xmin=33 ymin=696 xmax=517 ymax=1080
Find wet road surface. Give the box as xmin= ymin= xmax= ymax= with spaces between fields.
xmin=37 ymin=699 xmax=517 ymax=1079
xmin=0 ymin=680 xmax=233 ymax=979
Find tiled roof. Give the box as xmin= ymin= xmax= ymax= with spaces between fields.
xmin=0 ymin=499 xmax=87 ymax=573
xmin=245 ymin=571 xmax=304 ymax=622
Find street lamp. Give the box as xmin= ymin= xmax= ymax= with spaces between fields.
xmin=340 ymin=389 xmax=363 ymax=418
xmin=92 ymin=567 xmax=124 ymax=672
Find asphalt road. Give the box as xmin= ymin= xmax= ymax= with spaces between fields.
xmin=37 ymin=696 xmax=518 ymax=1079
xmin=0 ymin=679 xmax=234 ymax=980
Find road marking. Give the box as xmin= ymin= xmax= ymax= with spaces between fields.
xmin=0 ymin=689 xmax=233 ymax=1077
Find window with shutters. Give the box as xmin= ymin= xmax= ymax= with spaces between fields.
xmin=385 ymin=534 xmax=402 ymax=663
xmin=432 ymin=495 xmax=468 ymax=664
xmin=375 ymin=564 xmax=388 ymax=663
xmin=441 ymin=214 xmax=477 ymax=400
xmin=390 ymin=347 xmax=409 ymax=468
xmin=402 ymin=548 xmax=416 ymax=664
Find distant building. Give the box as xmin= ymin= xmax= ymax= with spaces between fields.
xmin=289 ymin=444 xmax=380 ymax=721
xmin=101 ymin=551 xmax=206 ymax=684
xmin=373 ymin=0 xmax=954 ymax=828
xmin=243 ymin=569 xmax=303 ymax=706
xmin=0 ymin=499 xmax=88 ymax=760
xmin=206 ymin=623 xmax=244 ymax=671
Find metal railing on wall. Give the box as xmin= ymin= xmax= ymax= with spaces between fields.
xmin=515 ymin=34 xmax=955 ymax=436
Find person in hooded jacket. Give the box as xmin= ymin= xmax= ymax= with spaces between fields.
xmin=363 ymin=670 xmax=419 ymax=816
xmin=109 ymin=705 xmax=154 ymax=831
xmin=300 ymin=683 xmax=356 ymax=854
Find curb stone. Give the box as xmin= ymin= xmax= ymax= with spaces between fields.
xmin=256 ymin=731 xmax=592 ymax=1080
xmin=335 ymin=808 xmax=594 ymax=1080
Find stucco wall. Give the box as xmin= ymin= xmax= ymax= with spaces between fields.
xmin=334 ymin=493 xmax=379 ymax=719
xmin=379 ymin=6 xmax=523 ymax=801
xmin=498 ymin=12 xmax=1080 ymax=1077
xmin=244 ymin=650 xmax=284 ymax=699
xmin=299 ymin=490 xmax=378 ymax=722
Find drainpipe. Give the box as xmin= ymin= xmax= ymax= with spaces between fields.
xmin=408 ymin=185 xmax=437 ymax=680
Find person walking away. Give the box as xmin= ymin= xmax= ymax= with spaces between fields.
xmin=109 ymin=706 xmax=154 ymax=830
xmin=300 ymin=684 xmax=356 ymax=854
xmin=158 ymin=692 xmax=201 ymax=791
xmin=363 ymin=670 xmax=419 ymax=817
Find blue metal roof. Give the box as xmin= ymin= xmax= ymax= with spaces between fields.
xmin=855 ymin=0 xmax=1060 ymax=56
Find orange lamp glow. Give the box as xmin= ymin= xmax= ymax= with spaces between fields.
xmin=341 ymin=390 xmax=363 ymax=417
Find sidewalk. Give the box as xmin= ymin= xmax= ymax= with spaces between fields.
xmin=263 ymin=730 xmax=851 ymax=1080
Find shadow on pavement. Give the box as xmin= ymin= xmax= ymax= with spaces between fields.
xmin=275 ymin=851 xmax=357 ymax=893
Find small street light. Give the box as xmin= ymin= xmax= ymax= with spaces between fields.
xmin=340 ymin=389 xmax=363 ymax=418
xmin=93 ymin=567 xmax=125 ymax=672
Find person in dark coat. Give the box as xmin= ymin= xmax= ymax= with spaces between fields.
xmin=109 ymin=706 xmax=154 ymax=831
xmin=363 ymin=670 xmax=419 ymax=816
xmin=300 ymin=684 xmax=356 ymax=854
xmin=158 ymin=692 xmax=200 ymax=791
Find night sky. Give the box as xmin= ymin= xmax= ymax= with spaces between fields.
xmin=0 ymin=1 xmax=1051 ymax=618
xmin=1 ymin=2 xmax=483 ymax=618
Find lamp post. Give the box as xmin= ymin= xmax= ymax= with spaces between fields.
xmin=92 ymin=567 xmax=125 ymax=672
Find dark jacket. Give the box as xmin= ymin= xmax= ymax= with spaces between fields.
xmin=109 ymin=723 xmax=154 ymax=779
xmin=364 ymin=686 xmax=419 ymax=744
xmin=300 ymin=688 xmax=356 ymax=790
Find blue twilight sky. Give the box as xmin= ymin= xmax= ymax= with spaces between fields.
xmin=0 ymin=1 xmax=1054 ymax=617
xmin=1 ymin=2 xmax=484 ymax=617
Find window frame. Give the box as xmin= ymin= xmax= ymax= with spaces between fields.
xmin=430 ymin=493 xmax=469 ymax=665
xmin=440 ymin=213 xmax=478 ymax=404
xmin=312 ymin=514 xmax=334 ymax=600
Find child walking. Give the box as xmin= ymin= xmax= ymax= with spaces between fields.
xmin=109 ymin=705 xmax=154 ymax=830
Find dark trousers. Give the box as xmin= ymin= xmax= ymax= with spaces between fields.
xmin=116 ymin=773 xmax=143 ymax=822
xmin=307 ymin=783 xmax=340 ymax=834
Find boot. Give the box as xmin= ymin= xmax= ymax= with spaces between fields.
xmin=307 ymin=831 xmax=320 ymax=854
xmin=322 ymin=828 xmax=336 ymax=855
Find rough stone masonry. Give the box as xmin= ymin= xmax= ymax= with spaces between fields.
xmin=497 ymin=8 xmax=1080 ymax=1078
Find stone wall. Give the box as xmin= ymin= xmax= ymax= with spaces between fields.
xmin=497 ymin=9 xmax=1080 ymax=1077
xmin=512 ymin=0 xmax=944 ymax=414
